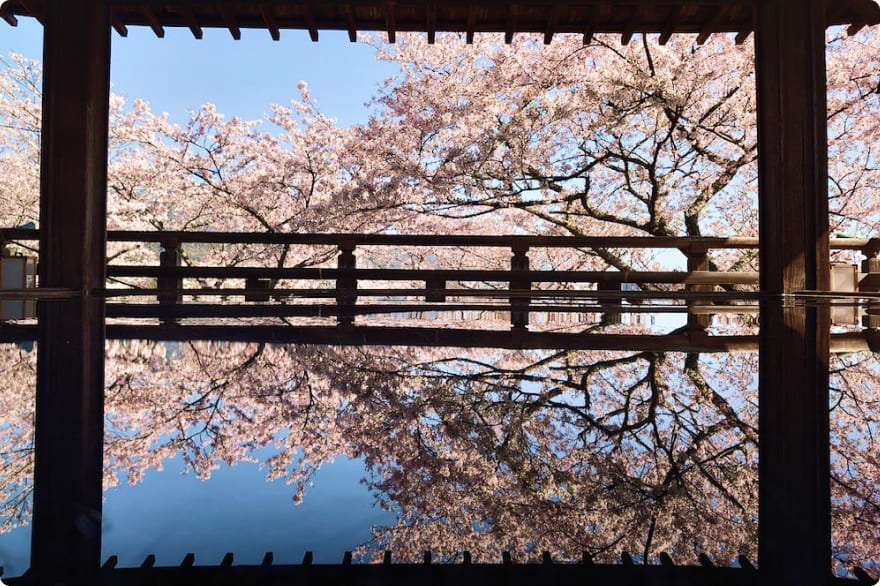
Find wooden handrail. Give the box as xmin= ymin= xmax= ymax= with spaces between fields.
xmin=1 ymin=227 xmax=876 ymax=251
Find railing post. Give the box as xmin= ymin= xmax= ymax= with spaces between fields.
xmin=245 ymin=278 xmax=272 ymax=303
xmin=686 ymin=243 xmax=712 ymax=332
xmin=425 ymin=277 xmax=447 ymax=303
xmin=337 ymin=241 xmax=357 ymax=326
xmin=510 ymin=245 xmax=530 ymax=330
xmin=159 ymin=237 xmax=181 ymax=325
xmin=597 ymin=280 xmax=622 ymax=325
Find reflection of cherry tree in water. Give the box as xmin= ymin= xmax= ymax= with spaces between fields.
xmin=0 ymin=344 xmax=35 ymax=534
xmin=353 ymin=346 xmax=761 ymax=563
xmin=828 ymin=352 xmax=880 ymax=567
xmin=3 ymin=341 xmax=878 ymax=569
xmin=357 ymin=348 xmax=880 ymax=568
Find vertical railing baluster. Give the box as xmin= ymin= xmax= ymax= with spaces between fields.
xmin=337 ymin=241 xmax=357 ymax=326
xmin=510 ymin=245 xmax=530 ymax=330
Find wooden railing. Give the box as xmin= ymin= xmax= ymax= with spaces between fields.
xmin=2 ymin=228 xmax=879 ymax=330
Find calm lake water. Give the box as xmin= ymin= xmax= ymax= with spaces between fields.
xmin=0 ymin=303 xmax=878 ymax=577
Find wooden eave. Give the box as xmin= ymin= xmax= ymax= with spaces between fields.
xmin=2 ymin=0 xmax=879 ymax=41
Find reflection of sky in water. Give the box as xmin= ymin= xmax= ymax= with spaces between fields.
xmin=0 ymin=454 xmax=391 ymax=575
xmin=101 ymin=454 xmax=392 ymax=567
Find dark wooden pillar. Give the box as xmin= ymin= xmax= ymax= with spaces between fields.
xmin=755 ymin=0 xmax=830 ymax=295
xmin=32 ymin=1 xmax=111 ymax=584
xmin=755 ymin=1 xmax=831 ymax=585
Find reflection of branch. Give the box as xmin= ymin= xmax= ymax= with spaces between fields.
xmin=684 ymin=353 xmax=758 ymax=444
xmin=302 ymin=372 xmax=316 ymax=432
xmin=832 ymin=475 xmax=880 ymax=517
xmin=642 ymin=515 xmax=656 ymax=564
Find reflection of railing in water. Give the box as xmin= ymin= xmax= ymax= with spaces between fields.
xmin=1 ymin=313 xmax=878 ymax=353
xmin=2 ymin=228 xmax=879 ymax=330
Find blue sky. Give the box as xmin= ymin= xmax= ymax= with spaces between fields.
xmin=3 ymin=17 xmax=398 ymax=126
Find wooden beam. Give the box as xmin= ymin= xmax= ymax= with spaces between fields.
xmin=620 ymin=5 xmax=641 ymax=46
xmin=426 ymin=1 xmax=436 ymax=44
xmin=303 ymin=3 xmax=318 ymax=42
xmin=217 ymin=4 xmax=241 ymax=40
xmin=466 ymin=3 xmax=475 ymax=44
xmin=505 ymin=3 xmax=518 ymax=44
xmin=260 ymin=3 xmax=280 ymax=41
xmin=101 ymin=230 xmax=769 ymax=249
xmin=384 ymin=2 xmax=397 ymax=44
xmin=111 ymin=15 xmax=128 ymax=37
xmin=141 ymin=5 xmax=164 ymax=38
xmin=179 ymin=6 xmax=203 ymax=39
xmin=31 ymin=0 xmax=110 ymax=584
xmin=846 ymin=0 xmax=876 ymax=35
xmin=586 ymin=3 xmax=611 ymax=44
xmin=16 ymin=0 xmax=43 ymax=24
xmin=734 ymin=4 xmax=755 ymax=44
xmin=544 ymin=3 xmax=561 ymax=45
xmin=696 ymin=5 xmax=725 ymax=44
xmin=582 ymin=9 xmax=594 ymax=45
xmin=384 ymin=1 xmax=396 ymax=43
xmin=1 ymin=5 xmax=18 ymax=26
xmin=659 ymin=5 xmax=687 ymax=45
xmin=343 ymin=3 xmax=357 ymax=42
xmin=755 ymin=2 xmax=832 ymax=585
xmin=846 ymin=20 xmax=866 ymax=35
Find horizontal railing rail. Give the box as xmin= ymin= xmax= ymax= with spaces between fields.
xmin=2 ymin=227 xmax=878 ymax=250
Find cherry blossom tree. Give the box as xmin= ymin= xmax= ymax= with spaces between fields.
xmin=0 ymin=53 xmax=40 ymax=230
xmin=347 ymin=29 xmax=879 ymax=272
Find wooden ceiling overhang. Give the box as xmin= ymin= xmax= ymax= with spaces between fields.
xmin=2 ymin=0 xmax=879 ymax=44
